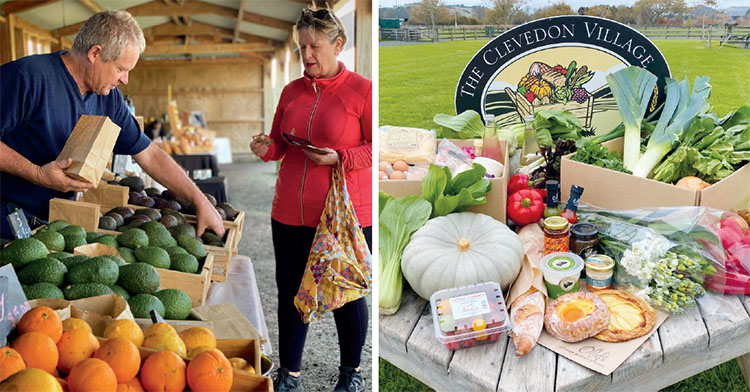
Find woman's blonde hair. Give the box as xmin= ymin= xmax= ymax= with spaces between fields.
xmin=294 ymin=8 xmax=347 ymax=47
xmin=71 ymin=10 xmax=145 ymax=62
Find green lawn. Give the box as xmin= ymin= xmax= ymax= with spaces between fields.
xmin=379 ymin=40 xmax=750 ymax=128
xmin=378 ymin=38 xmax=750 ymax=391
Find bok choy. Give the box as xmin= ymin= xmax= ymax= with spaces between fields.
xmin=605 ymin=66 xmax=658 ymax=171
xmin=379 ymin=193 xmax=431 ymax=315
xmin=632 ymin=76 xmax=712 ymax=178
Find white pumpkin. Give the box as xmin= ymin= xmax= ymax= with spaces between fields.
xmin=401 ymin=212 xmax=524 ymax=300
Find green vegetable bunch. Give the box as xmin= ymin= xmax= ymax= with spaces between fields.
xmin=571 ymin=140 xmax=631 ymax=174
xmin=420 ymin=163 xmax=491 ymax=218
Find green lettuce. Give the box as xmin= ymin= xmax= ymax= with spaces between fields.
xmin=421 ymin=163 xmax=491 ymax=218
xmin=433 ymin=110 xmax=485 ymax=139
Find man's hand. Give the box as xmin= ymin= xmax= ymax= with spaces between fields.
xmin=195 ymin=200 xmax=225 ymax=238
xmin=36 ymin=158 xmax=95 ymax=192
xmin=250 ymin=136 xmax=270 ymax=158
xmin=303 ymin=148 xmax=339 ymax=166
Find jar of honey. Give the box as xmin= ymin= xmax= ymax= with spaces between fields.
xmin=543 ymin=216 xmax=570 ymax=255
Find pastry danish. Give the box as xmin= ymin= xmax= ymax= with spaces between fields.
xmin=544 ymin=292 xmax=610 ymax=343
xmin=593 ymin=289 xmax=656 ymax=342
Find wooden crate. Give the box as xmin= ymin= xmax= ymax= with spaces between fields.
xmin=217 ymin=338 xmax=262 ymax=378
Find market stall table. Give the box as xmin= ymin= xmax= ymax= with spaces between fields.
xmin=172 ymin=153 xmax=220 ymax=178
xmin=380 ymin=287 xmax=750 ymax=391
xmin=195 ymin=176 xmax=228 ymax=204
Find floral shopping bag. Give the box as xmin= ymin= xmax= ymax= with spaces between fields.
xmin=294 ymin=163 xmax=372 ymax=323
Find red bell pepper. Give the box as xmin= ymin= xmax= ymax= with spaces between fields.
xmin=507 ymin=188 xmax=545 ymax=225
xmin=508 ymin=174 xmax=546 ymax=197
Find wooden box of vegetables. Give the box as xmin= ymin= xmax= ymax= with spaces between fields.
xmin=379 ymin=139 xmax=510 ymax=223
xmin=561 ymin=137 xmax=750 ymax=211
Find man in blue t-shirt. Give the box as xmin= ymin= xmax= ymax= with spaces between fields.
xmin=0 ymin=10 xmax=224 ymax=240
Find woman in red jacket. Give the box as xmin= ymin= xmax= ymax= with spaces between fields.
xmin=250 ymin=8 xmax=371 ymax=392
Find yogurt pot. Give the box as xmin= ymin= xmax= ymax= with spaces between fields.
xmin=539 ymin=252 xmax=584 ymax=299
xmin=585 ymin=254 xmax=615 ymax=291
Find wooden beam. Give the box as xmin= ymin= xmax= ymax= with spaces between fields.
xmin=136 ymin=57 xmax=256 ymax=66
xmin=8 ymin=13 xmax=16 ymax=60
xmin=12 ymin=15 xmax=59 ymax=43
xmin=0 ymin=15 xmax=7 ymax=23
xmin=2 ymin=0 xmax=59 ymax=15
xmin=233 ymin=0 xmax=245 ymax=43
xmin=142 ymin=20 xmax=282 ymax=45
xmin=78 ymin=0 xmax=104 ymax=13
xmin=143 ymin=42 xmax=275 ymax=54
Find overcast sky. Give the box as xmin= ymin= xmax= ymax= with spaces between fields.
xmin=378 ymin=0 xmax=750 ymax=10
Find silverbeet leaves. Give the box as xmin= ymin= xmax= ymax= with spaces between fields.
xmin=420 ymin=163 xmax=492 ymax=219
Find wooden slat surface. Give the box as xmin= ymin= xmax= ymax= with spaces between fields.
xmin=380 ymin=287 xmax=750 ymax=392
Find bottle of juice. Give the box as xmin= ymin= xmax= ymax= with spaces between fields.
xmin=481 ymin=114 xmax=503 ymax=162
xmin=560 ymin=185 xmax=584 ymax=224
xmin=520 ymin=114 xmax=540 ymax=167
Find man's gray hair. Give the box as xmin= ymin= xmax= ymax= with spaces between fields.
xmin=71 ymin=10 xmax=146 ymax=62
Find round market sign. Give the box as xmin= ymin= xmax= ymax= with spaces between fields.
xmin=455 ymin=16 xmax=670 ymax=136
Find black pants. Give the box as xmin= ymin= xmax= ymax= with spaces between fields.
xmin=271 ymin=219 xmax=371 ymax=372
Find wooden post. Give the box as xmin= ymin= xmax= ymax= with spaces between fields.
xmin=709 ymin=26 xmax=712 ymax=48
xmin=737 ymin=353 xmax=750 ymax=389
xmin=8 ymin=13 xmax=16 ymax=61
xmin=664 ymin=24 xmax=669 ymax=39
xmin=687 ymin=26 xmax=691 ymax=39
xmin=450 ymin=28 xmax=453 ymax=41
xmin=354 ymin=0 xmax=371 ymax=79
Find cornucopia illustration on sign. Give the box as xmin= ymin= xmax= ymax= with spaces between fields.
xmin=506 ymin=61 xmax=596 ymax=128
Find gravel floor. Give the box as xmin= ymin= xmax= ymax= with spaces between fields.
xmin=220 ymin=160 xmax=373 ymax=391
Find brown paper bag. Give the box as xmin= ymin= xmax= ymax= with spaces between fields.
xmin=508 ymin=223 xmax=548 ymax=307
xmin=190 ymin=303 xmax=263 ymax=343
xmin=73 ymin=243 xmax=120 ymax=258
xmin=56 ymin=115 xmax=121 ymax=187
xmin=28 ymin=298 xmax=72 ymax=321
xmin=81 ymin=183 xmax=128 ymax=206
xmin=48 ymin=198 xmax=100 ymax=232
xmin=69 ymin=294 xmax=134 ymax=336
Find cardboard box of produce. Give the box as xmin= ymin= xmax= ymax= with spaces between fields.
xmin=190 ymin=303 xmax=264 ymax=344
xmin=379 ymin=139 xmax=510 ymax=223
xmin=81 ymin=183 xmax=129 ymax=206
xmin=56 ymin=115 xmax=121 ymax=187
xmin=561 ymin=137 xmax=750 ymax=211
xmin=30 ymin=294 xmax=135 ymax=337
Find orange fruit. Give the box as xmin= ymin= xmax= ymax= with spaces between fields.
xmin=94 ymin=338 xmax=140 ymax=383
xmin=57 ymin=329 xmax=100 ymax=374
xmin=116 ymin=377 xmax=145 ymax=392
xmin=62 ymin=318 xmax=92 ymax=334
xmin=56 ymin=376 xmax=68 ymax=391
xmin=186 ymin=345 xmax=217 ymax=359
xmin=139 ymin=350 xmax=186 ymax=392
xmin=11 ymin=331 xmax=58 ymax=374
xmin=0 ymin=346 xmax=26 ymax=382
xmin=179 ymin=326 xmax=216 ymax=353
xmin=67 ymin=358 xmax=117 ymax=392
xmin=228 ymin=357 xmax=247 ymax=369
xmin=143 ymin=322 xmax=177 ymax=339
xmin=142 ymin=332 xmax=186 ymax=357
xmin=186 ymin=350 xmax=233 ymax=392
xmin=17 ymin=306 xmax=63 ymax=343
xmin=0 ymin=367 xmax=62 ymax=391
xmin=103 ymin=319 xmax=144 ymax=347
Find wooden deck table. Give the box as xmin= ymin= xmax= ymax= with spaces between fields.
xmin=380 ymin=288 xmax=750 ymax=391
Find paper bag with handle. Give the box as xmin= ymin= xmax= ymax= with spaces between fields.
xmin=56 ymin=115 xmax=121 ymax=187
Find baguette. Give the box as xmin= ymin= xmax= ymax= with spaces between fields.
xmin=511 ymin=289 xmax=545 ymax=357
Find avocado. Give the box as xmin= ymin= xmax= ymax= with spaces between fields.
xmin=161 ymin=209 xmax=186 ymax=225
xmin=166 ymin=246 xmax=188 ymax=257
xmin=134 ymin=246 xmax=170 ymax=269
xmin=61 ymin=255 xmax=91 ymax=270
xmin=98 ymin=216 xmax=118 ymax=231
xmin=63 ymin=234 xmax=87 ymax=253
xmin=141 ymin=197 xmax=156 ymax=208
xmin=105 ymin=212 xmax=124 ymax=227
xmin=144 ymin=187 xmax=161 ymax=197
xmin=161 ymin=189 xmax=177 ymax=200
xmin=217 ymin=202 xmax=238 ymax=220
xmin=116 ymin=228 xmax=149 ymax=249
xmin=24 ymin=282 xmax=65 ymax=300
xmin=0 ymin=238 xmax=50 ymax=268
xmin=117 ymin=247 xmax=137 ymax=263
xmin=93 ymin=235 xmax=118 ymax=248
xmin=141 ymin=222 xmax=177 ymax=249
xmin=117 ymin=263 xmax=160 ymax=294
xmin=46 ymin=220 xmax=69 ymax=232
xmin=169 ymin=253 xmax=199 ymax=274
xmin=108 ymin=207 xmax=134 ymax=220
xmin=110 ymin=284 xmax=130 ymax=300
xmin=58 ymin=225 xmax=86 ymax=238
xmin=17 ymin=257 xmax=67 ymax=286
xmin=135 ymin=208 xmax=161 ymax=222
xmin=66 ymin=256 xmax=119 ymax=286
xmin=215 ymin=208 xmax=227 ymax=220
xmin=48 ymin=251 xmax=74 ymax=260
xmin=169 ymin=224 xmax=196 ymax=239
xmin=125 ymin=214 xmax=151 ymax=227
xmin=159 ymin=215 xmax=179 ymax=229
xmin=86 ymin=232 xmax=103 ymax=243
xmin=153 ymin=289 xmax=192 ymax=320
xmin=204 ymin=193 xmax=217 ymax=206
xmin=176 ymin=235 xmax=207 ymax=260
xmin=120 ymin=176 xmax=145 ymax=192
xmin=32 ymin=230 xmax=65 ymax=252
xmin=63 ymin=283 xmax=114 ymax=300
xmin=153 ymin=197 xmax=170 ymax=210
xmin=98 ymin=254 xmax=125 ymax=267
xmin=201 ymin=232 xmax=224 ymax=247
xmin=128 ymin=293 xmax=165 ymax=319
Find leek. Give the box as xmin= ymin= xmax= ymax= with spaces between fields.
xmin=379 ymin=194 xmax=431 ymax=315
xmin=632 ymin=76 xmax=712 ymax=178
xmin=605 ymin=67 xmax=658 ymax=171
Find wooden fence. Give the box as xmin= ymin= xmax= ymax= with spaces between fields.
xmin=380 ymin=24 xmax=750 ymax=48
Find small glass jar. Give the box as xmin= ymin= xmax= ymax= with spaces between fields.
xmin=543 ymin=216 xmax=570 ymax=255
xmin=570 ymin=223 xmax=599 ymax=259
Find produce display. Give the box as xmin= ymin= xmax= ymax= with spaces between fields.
xmin=0 ymin=307 xmax=262 ymax=391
